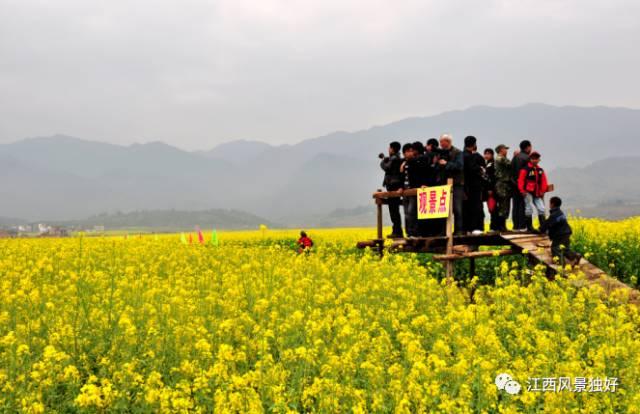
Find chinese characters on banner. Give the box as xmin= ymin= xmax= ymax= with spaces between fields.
xmin=417 ymin=184 xmax=452 ymax=219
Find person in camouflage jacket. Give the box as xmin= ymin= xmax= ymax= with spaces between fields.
xmin=493 ymin=144 xmax=512 ymax=231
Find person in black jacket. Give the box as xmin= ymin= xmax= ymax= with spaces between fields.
xmin=411 ymin=141 xmax=436 ymax=236
xmin=462 ymin=136 xmax=486 ymax=234
xmin=411 ymin=141 xmax=431 ymax=189
xmin=511 ymin=140 xmax=532 ymax=231
xmin=539 ymin=197 xmax=582 ymax=266
xmin=416 ymin=139 xmax=444 ymax=236
xmin=425 ymin=138 xmax=439 ymax=155
xmin=399 ymin=143 xmax=418 ymax=236
xmin=380 ymin=141 xmax=403 ymax=238
xmin=483 ymin=148 xmax=498 ymax=231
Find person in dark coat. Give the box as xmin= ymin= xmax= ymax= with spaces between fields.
xmin=411 ymin=141 xmax=431 ymax=189
xmin=462 ymin=136 xmax=486 ymax=234
xmin=539 ymin=197 xmax=581 ymax=266
xmin=425 ymin=138 xmax=439 ymax=155
xmin=416 ymin=138 xmax=444 ymax=236
xmin=380 ymin=141 xmax=403 ymax=238
xmin=483 ymin=148 xmax=498 ymax=231
xmin=435 ymin=134 xmax=464 ymax=235
xmin=399 ymin=143 xmax=418 ymax=236
xmin=511 ymin=140 xmax=532 ymax=231
xmin=423 ymin=139 xmax=440 ymax=187
xmin=411 ymin=141 xmax=436 ymax=236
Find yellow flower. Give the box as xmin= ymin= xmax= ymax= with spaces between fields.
xmin=0 ymin=224 xmax=637 ymax=412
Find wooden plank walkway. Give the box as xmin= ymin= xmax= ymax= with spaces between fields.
xmin=502 ymin=233 xmax=640 ymax=304
xmin=357 ymin=232 xmax=640 ymax=305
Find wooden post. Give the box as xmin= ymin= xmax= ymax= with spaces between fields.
xmin=469 ymin=258 xmax=476 ymax=278
xmin=445 ymin=178 xmax=455 ymax=282
xmin=375 ymin=190 xmax=384 ymax=256
xmin=376 ymin=199 xmax=383 ymax=240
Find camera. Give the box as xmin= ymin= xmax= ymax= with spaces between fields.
xmin=434 ymin=148 xmax=450 ymax=162
xmin=378 ymin=153 xmax=385 ymax=159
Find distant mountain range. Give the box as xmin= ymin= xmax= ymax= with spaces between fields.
xmin=52 ymin=209 xmax=276 ymax=231
xmin=1 ymin=103 xmax=640 ymax=226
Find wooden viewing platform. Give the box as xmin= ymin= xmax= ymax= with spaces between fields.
xmin=357 ymin=182 xmax=640 ymax=304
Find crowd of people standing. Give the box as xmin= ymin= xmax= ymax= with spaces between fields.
xmin=380 ymin=134 xmax=550 ymax=238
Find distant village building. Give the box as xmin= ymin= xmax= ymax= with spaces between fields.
xmin=37 ymin=224 xmax=69 ymax=237
xmin=49 ymin=227 xmax=69 ymax=237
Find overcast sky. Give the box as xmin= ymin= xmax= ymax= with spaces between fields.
xmin=1 ymin=0 xmax=639 ymax=149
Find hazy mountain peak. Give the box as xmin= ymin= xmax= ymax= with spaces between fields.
xmin=8 ymin=134 xmax=107 ymax=147
xmin=128 ymin=141 xmax=185 ymax=153
xmin=200 ymin=139 xmax=274 ymax=161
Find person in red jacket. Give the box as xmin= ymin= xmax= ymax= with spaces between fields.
xmin=297 ymin=231 xmax=314 ymax=253
xmin=517 ymin=151 xmax=548 ymax=232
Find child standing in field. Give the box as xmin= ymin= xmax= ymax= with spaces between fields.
xmin=297 ymin=231 xmax=313 ymax=253
xmin=540 ymin=196 xmax=582 ymax=266
xmin=518 ymin=151 xmax=548 ymax=232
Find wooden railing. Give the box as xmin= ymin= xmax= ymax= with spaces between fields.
xmin=372 ymin=178 xmax=455 ymax=278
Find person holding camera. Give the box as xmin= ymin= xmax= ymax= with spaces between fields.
xmin=379 ymin=141 xmax=404 ymax=238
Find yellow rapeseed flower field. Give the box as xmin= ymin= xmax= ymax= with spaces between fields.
xmin=1 ymin=220 xmax=640 ymax=413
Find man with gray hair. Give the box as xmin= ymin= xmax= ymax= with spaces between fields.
xmin=435 ymin=134 xmax=465 ymax=235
